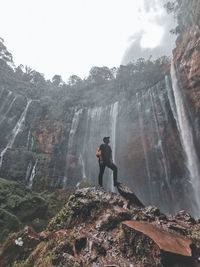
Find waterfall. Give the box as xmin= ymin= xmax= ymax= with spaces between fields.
xmin=170 ymin=63 xmax=200 ymax=216
xmin=25 ymin=162 xmax=33 ymax=182
xmin=30 ymin=137 xmax=34 ymax=151
xmin=136 ymin=92 xmax=152 ymax=202
xmin=80 ymin=102 xmax=119 ymax=190
xmin=0 ymin=100 xmax=32 ymax=168
xmin=0 ymin=90 xmax=12 ymax=113
xmin=165 ymin=75 xmax=178 ymax=125
xmin=0 ymin=96 xmax=17 ymax=125
xmin=110 ymin=102 xmax=118 ymax=164
xmin=27 ymin=130 xmax=34 ymax=151
xmin=149 ymin=88 xmax=170 ymax=188
xmin=28 ymin=159 xmax=38 ymax=187
xmin=109 ymin=102 xmax=119 ymax=191
xmin=0 ymin=86 xmax=5 ymax=99
xmin=68 ymin=109 xmax=83 ymax=150
xmin=63 ymin=102 xmax=119 ymax=189
xmin=27 ymin=130 xmax=31 ymax=149
xmin=63 ymin=108 xmax=83 ymax=188
xmin=79 ymin=153 xmax=86 ymax=179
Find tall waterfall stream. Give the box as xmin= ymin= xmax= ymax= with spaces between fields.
xmin=170 ymin=63 xmax=200 ymax=216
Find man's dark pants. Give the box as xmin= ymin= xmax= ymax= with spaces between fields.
xmin=98 ymin=161 xmax=118 ymax=187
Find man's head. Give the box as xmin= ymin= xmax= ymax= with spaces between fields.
xmin=103 ymin=136 xmax=110 ymax=144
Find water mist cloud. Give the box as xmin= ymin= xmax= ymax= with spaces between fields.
xmin=122 ymin=0 xmax=177 ymax=64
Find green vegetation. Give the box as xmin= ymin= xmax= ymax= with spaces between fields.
xmin=0 ymin=178 xmax=70 ymax=241
xmin=188 ymin=230 xmax=200 ymax=243
xmin=165 ymin=0 xmax=200 ymax=47
xmin=0 ymin=37 xmax=170 ymax=109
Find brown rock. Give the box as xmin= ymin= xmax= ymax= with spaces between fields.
xmin=95 ymin=207 xmax=131 ymax=231
xmin=117 ymin=184 xmax=144 ymax=207
xmin=39 ymin=231 xmax=52 ymax=241
xmin=23 ymin=226 xmax=40 ymax=247
xmin=123 ymin=220 xmax=192 ymax=257
xmin=33 ymin=120 xmax=62 ymax=154
xmin=54 ymin=229 xmax=70 ymax=239
xmin=175 ymin=210 xmax=196 ymax=226
xmin=122 ymin=220 xmax=198 ymax=266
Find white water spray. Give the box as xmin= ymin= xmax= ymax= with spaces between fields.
xmin=79 ymin=153 xmax=86 ymax=179
xmin=28 ymin=159 xmax=38 ymax=187
xmin=136 ymin=92 xmax=153 ymax=202
xmin=0 ymin=100 xmax=32 ymax=168
xmin=149 ymin=88 xmax=170 ymax=187
xmin=171 ymin=63 xmax=200 ymax=216
xmin=0 ymin=91 xmax=12 ymax=113
xmin=109 ymin=101 xmax=119 ymax=192
xmin=63 ymin=108 xmax=83 ymax=188
xmin=0 ymin=96 xmax=17 ymax=124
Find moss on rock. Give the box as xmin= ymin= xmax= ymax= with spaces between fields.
xmin=0 ymin=177 xmax=69 ymax=240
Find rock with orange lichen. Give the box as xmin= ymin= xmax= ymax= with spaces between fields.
xmin=32 ymin=118 xmax=62 ymax=154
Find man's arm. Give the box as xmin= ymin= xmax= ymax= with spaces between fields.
xmin=99 ymin=144 xmax=104 ymax=164
xmin=110 ymin=147 xmax=113 ymax=164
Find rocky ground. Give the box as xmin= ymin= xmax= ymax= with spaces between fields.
xmin=1 ymin=185 xmax=200 ymax=267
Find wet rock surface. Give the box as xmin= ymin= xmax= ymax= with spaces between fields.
xmin=1 ymin=187 xmax=200 ymax=267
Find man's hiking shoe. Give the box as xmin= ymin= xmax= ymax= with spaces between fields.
xmin=114 ymin=182 xmax=122 ymax=187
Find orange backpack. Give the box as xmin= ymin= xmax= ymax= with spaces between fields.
xmin=96 ymin=147 xmax=101 ymax=158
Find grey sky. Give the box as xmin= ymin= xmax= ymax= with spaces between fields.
xmin=0 ymin=0 xmax=176 ymax=81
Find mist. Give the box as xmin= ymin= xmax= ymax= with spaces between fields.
xmin=122 ymin=0 xmax=177 ymax=64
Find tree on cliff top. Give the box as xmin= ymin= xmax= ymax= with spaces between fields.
xmin=88 ymin=66 xmax=114 ymax=85
xmin=165 ymin=0 xmax=200 ymax=35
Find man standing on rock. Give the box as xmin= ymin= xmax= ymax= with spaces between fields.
xmin=96 ymin=136 xmax=118 ymax=188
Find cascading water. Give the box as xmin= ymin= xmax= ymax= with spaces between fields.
xmin=28 ymin=159 xmax=38 ymax=187
xmin=79 ymin=154 xmax=86 ymax=180
xmin=136 ymin=92 xmax=153 ymax=203
xmin=0 ymin=99 xmax=32 ymax=168
xmin=25 ymin=162 xmax=33 ymax=182
xmin=109 ymin=102 xmax=119 ymax=191
xmin=64 ymin=102 xmax=119 ymax=190
xmin=0 ymin=90 xmax=12 ymax=113
xmin=132 ymin=82 xmax=179 ymax=212
xmin=63 ymin=108 xmax=83 ymax=188
xmin=80 ymin=102 xmax=119 ymax=191
xmin=0 ymin=96 xmax=17 ymax=124
xmin=170 ymin=63 xmax=200 ymax=216
xmin=165 ymin=75 xmax=179 ymax=126
xmin=149 ymin=88 xmax=170 ymax=189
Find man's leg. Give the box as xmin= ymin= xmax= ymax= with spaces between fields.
xmin=98 ymin=163 xmax=105 ymax=187
xmin=107 ymin=163 xmax=118 ymax=186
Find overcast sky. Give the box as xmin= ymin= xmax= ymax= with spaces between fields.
xmin=0 ymin=0 xmax=175 ymax=81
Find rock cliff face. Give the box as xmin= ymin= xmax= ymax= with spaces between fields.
xmin=0 ymin=70 xmax=197 ymax=216
xmin=0 ymin=60 xmax=198 ymax=217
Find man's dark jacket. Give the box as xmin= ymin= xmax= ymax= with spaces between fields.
xmin=99 ymin=144 xmax=112 ymax=163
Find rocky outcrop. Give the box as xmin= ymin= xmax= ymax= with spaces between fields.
xmin=122 ymin=220 xmax=193 ymax=266
xmin=173 ymin=26 xmax=200 ymax=115
xmin=1 ymin=187 xmax=200 ymax=267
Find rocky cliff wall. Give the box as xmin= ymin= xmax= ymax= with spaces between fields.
xmin=0 ymin=74 xmax=194 ymax=216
